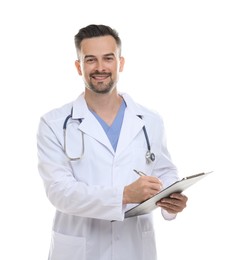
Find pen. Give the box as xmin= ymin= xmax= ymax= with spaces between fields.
xmin=133 ymin=169 xmax=147 ymax=177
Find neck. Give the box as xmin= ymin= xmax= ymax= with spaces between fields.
xmin=84 ymin=89 xmax=123 ymax=125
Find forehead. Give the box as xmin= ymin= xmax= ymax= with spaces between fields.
xmin=79 ymin=35 xmax=119 ymax=56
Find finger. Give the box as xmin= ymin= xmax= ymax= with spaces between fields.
xmin=170 ymin=193 xmax=188 ymax=202
xmin=157 ymin=200 xmax=184 ymax=213
xmin=138 ymin=177 xmax=163 ymax=191
xmin=160 ymin=204 xmax=180 ymax=214
xmin=159 ymin=196 xmax=187 ymax=212
xmin=142 ymin=176 xmax=162 ymax=185
xmin=146 ymin=184 xmax=163 ymax=196
xmin=160 ymin=198 xmax=180 ymax=207
xmin=147 ymin=177 xmax=163 ymax=189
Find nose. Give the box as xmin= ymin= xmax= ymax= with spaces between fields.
xmin=95 ymin=60 xmax=105 ymax=72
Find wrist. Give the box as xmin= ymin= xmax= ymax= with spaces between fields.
xmin=123 ymin=186 xmax=130 ymax=204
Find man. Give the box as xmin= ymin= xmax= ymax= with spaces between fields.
xmin=37 ymin=24 xmax=188 ymax=260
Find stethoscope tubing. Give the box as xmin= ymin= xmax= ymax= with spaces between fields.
xmin=63 ymin=109 xmax=155 ymax=163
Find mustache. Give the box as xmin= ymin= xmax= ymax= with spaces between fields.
xmin=90 ymin=72 xmax=112 ymax=77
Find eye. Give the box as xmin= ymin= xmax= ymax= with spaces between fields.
xmin=85 ymin=57 xmax=96 ymax=64
xmin=104 ymin=56 xmax=114 ymax=62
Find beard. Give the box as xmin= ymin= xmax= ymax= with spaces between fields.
xmin=86 ymin=72 xmax=116 ymax=94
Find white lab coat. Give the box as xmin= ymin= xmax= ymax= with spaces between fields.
xmin=37 ymin=93 xmax=179 ymax=260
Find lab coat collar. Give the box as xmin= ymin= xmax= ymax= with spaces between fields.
xmin=71 ymin=92 xmax=144 ymax=119
xmin=71 ymin=93 xmax=89 ymax=119
xmin=71 ymin=93 xmax=112 ymax=152
xmin=71 ymin=92 xmax=145 ymax=156
xmin=114 ymin=93 xmax=146 ymax=156
xmin=120 ymin=93 xmax=144 ymax=117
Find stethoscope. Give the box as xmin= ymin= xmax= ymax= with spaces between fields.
xmin=63 ymin=110 xmax=155 ymax=163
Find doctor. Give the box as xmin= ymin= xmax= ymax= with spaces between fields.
xmin=37 ymin=24 xmax=188 ymax=260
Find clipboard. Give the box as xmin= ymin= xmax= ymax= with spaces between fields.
xmin=124 ymin=171 xmax=213 ymax=218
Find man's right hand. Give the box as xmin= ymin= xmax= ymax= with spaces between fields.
xmin=123 ymin=176 xmax=163 ymax=204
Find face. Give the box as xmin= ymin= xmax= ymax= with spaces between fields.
xmin=75 ymin=35 xmax=125 ymax=94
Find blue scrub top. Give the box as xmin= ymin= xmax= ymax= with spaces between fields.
xmin=90 ymin=100 xmax=126 ymax=151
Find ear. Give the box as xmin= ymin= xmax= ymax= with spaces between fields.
xmin=119 ymin=56 xmax=125 ymax=72
xmin=75 ymin=60 xmax=82 ymax=75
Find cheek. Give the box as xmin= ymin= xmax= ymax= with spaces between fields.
xmin=83 ymin=70 xmax=93 ymax=82
xmin=111 ymin=63 xmax=120 ymax=74
xmin=79 ymin=65 xmax=89 ymax=77
xmin=83 ymin=64 xmax=96 ymax=76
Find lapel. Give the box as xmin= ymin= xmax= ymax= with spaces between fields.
xmin=71 ymin=93 xmax=145 ymax=156
xmin=115 ymin=108 xmax=144 ymax=156
xmin=72 ymin=94 xmax=114 ymax=154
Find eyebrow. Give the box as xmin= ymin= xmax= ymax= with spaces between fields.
xmin=84 ymin=53 xmax=115 ymax=59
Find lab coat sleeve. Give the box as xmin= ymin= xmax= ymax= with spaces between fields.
xmin=37 ymin=117 xmax=125 ymax=221
xmin=161 ymin=209 xmax=177 ymax=220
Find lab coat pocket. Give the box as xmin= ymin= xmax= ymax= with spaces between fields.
xmin=49 ymin=231 xmax=86 ymax=260
xmin=142 ymin=230 xmax=157 ymax=260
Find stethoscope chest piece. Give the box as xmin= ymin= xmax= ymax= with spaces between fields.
xmin=145 ymin=150 xmax=155 ymax=164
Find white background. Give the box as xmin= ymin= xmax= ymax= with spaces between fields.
xmin=0 ymin=0 xmax=233 ymax=259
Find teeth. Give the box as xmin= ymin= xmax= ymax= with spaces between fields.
xmin=94 ymin=75 xmax=107 ymax=79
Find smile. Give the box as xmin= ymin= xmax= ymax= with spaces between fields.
xmin=91 ymin=73 xmax=111 ymax=81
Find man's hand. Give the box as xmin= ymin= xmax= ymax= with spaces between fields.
xmin=156 ymin=193 xmax=188 ymax=214
xmin=123 ymin=176 xmax=163 ymax=204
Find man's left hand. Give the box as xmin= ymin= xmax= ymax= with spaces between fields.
xmin=156 ymin=193 xmax=188 ymax=214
